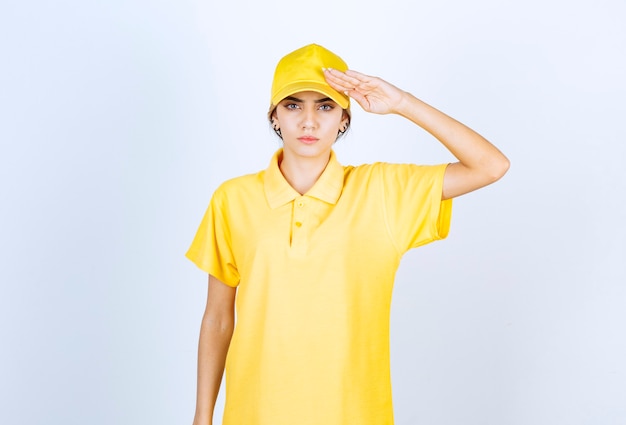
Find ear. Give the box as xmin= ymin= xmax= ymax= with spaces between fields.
xmin=270 ymin=109 xmax=280 ymax=130
xmin=339 ymin=111 xmax=350 ymax=132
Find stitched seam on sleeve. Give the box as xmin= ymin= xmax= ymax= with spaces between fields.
xmin=378 ymin=164 xmax=403 ymax=255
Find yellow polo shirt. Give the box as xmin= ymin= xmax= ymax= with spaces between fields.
xmin=186 ymin=149 xmax=452 ymax=425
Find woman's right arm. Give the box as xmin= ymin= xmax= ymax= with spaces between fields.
xmin=193 ymin=274 xmax=237 ymax=425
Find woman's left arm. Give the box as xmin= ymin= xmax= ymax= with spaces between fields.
xmin=324 ymin=69 xmax=510 ymax=199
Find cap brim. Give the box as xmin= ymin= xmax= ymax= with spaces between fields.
xmin=271 ymin=80 xmax=350 ymax=109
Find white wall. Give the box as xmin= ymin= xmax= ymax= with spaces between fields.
xmin=1 ymin=0 xmax=624 ymax=424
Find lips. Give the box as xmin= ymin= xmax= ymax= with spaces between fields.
xmin=298 ymin=136 xmax=319 ymax=144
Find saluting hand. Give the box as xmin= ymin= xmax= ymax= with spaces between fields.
xmin=323 ymin=68 xmax=406 ymax=115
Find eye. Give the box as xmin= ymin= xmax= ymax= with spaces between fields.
xmin=319 ymin=104 xmax=334 ymax=111
xmin=284 ymin=103 xmax=300 ymax=110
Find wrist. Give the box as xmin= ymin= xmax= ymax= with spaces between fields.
xmin=392 ymin=90 xmax=417 ymax=117
xmin=192 ymin=417 xmax=211 ymax=425
xmin=193 ymin=410 xmax=213 ymax=425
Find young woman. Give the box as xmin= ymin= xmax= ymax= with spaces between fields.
xmin=187 ymin=44 xmax=509 ymax=425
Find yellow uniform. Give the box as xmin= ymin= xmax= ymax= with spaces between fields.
xmin=187 ymin=149 xmax=452 ymax=425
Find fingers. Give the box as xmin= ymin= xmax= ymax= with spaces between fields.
xmin=345 ymin=89 xmax=370 ymax=109
xmin=323 ymin=68 xmax=355 ymax=93
xmin=323 ymin=68 xmax=400 ymax=114
xmin=344 ymin=69 xmax=371 ymax=81
xmin=322 ymin=68 xmax=370 ymax=110
xmin=323 ymin=68 xmax=373 ymax=94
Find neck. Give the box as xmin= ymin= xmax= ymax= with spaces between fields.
xmin=279 ymin=151 xmax=331 ymax=195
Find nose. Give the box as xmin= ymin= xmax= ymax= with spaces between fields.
xmin=301 ymin=106 xmax=317 ymax=130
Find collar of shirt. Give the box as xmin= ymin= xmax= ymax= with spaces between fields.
xmin=264 ymin=149 xmax=344 ymax=209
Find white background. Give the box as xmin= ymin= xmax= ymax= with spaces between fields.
xmin=1 ymin=0 xmax=625 ymax=424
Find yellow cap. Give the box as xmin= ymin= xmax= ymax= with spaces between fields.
xmin=270 ymin=44 xmax=350 ymax=109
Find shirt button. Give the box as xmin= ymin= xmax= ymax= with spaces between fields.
xmin=295 ymin=222 xmax=302 ymax=227
xmin=297 ymin=202 xmax=304 ymax=207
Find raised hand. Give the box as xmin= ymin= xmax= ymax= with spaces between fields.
xmin=323 ymin=68 xmax=406 ymax=115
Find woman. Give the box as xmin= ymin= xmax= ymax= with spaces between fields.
xmin=187 ymin=44 xmax=509 ymax=425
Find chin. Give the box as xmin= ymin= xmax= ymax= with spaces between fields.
xmin=285 ymin=143 xmax=332 ymax=159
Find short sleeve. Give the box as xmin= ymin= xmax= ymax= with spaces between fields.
xmin=379 ymin=163 xmax=452 ymax=253
xmin=185 ymin=188 xmax=240 ymax=287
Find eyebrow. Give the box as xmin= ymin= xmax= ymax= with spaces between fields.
xmin=284 ymin=96 xmax=334 ymax=103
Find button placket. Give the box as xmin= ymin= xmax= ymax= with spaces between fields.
xmin=291 ymin=196 xmax=308 ymax=253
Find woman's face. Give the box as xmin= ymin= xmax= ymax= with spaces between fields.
xmin=272 ymin=91 xmax=349 ymax=162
